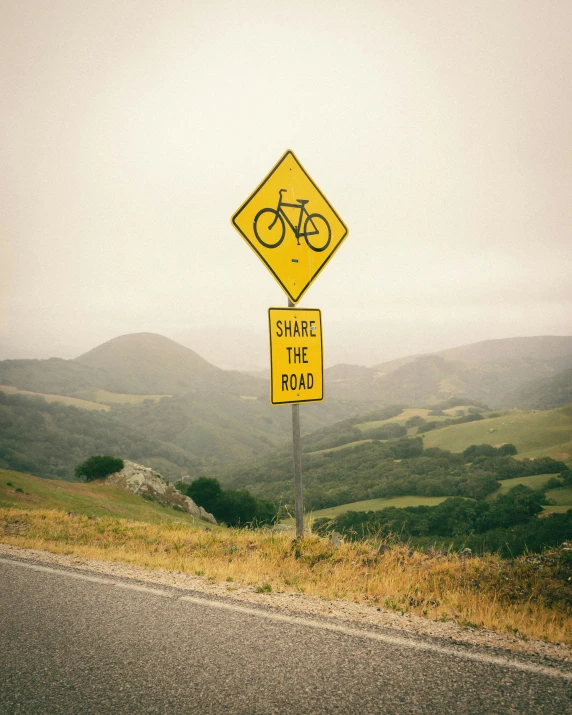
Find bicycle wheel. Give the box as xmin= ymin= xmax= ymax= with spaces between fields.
xmin=303 ymin=213 xmax=331 ymax=252
xmin=253 ymin=208 xmax=286 ymax=249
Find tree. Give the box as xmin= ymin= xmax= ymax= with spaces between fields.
xmin=186 ymin=477 xmax=223 ymax=514
xmin=185 ymin=477 xmax=276 ymax=527
xmin=498 ymin=443 xmax=518 ymax=456
xmin=75 ymin=455 xmax=124 ymax=481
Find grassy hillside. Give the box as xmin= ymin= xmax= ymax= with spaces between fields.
xmin=0 ymin=468 xmax=213 ymax=526
xmin=285 ymin=477 xmax=572 ymax=523
xmin=90 ymin=389 xmax=170 ymax=405
xmin=0 ymin=332 xmax=267 ymax=399
xmin=508 ymin=366 xmax=572 ymax=410
xmin=284 ymin=496 xmax=449 ymax=524
xmin=0 ymin=392 xmax=199 ymax=480
xmin=546 ymin=487 xmax=572 ymax=508
xmin=0 ymin=357 xmax=108 ymax=397
xmin=329 ymin=337 xmax=572 ymax=407
xmin=422 ymin=404 xmax=572 ymax=463
xmin=0 ymin=384 xmax=109 ymax=411
xmin=492 ymin=474 xmax=558 ymax=496
xmin=75 ymin=332 xmax=228 ymax=395
xmin=0 ymin=381 xmax=366 ymax=482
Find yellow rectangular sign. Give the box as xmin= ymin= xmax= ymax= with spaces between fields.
xmin=268 ymin=308 xmax=323 ymax=405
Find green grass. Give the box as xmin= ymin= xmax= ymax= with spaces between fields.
xmin=490 ymin=474 xmax=558 ymax=497
xmin=441 ymin=405 xmax=479 ymax=416
xmin=545 ymin=486 xmax=572 ymax=506
xmin=355 ymin=408 xmax=432 ymax=431
xmin=0 ymin=384 xmax=109 ymax=411
xmin=422 ymin=404 xmax=572 ymax=464
xmin=487 ymin=475 xmax=572 ymax=513
xmin=0 ymin=468 xmax=215 ymax=527
xmin=91 ymin=389 xmax=171 ymax=405
xmin=283 ymin=496 xmax=449 ymax=525
xmin=309 ymin=439 xmax=374 ymax=455
xmin=355 ymin=406 xmax=483 ymax=433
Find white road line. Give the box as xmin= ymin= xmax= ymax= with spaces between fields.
xmin=0 ymin=557 xmax=173 ymax=597
xmin=179 ymin=595 xmax=572 ymax=681
xmin=114 ymin=582 xmax=175 ymax=597
xmin=2 ymin=557 xmax=571 ymax=681
xmin=0 ymin=558 xmax=117 ymax=586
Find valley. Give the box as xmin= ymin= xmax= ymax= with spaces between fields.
xmin=0 ymin=331 xmax=571 ymax=559
xmin=0 ymin=329 xmax=571 ymax=653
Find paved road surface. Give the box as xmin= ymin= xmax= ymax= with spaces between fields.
xmin=0 ymin=556 xmax=570 ymax=714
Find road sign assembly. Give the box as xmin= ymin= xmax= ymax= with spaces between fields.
xmin=231 ymin=149 xmax=348 ymax=538
xmin=232 ymin=150 xmax=348 ymax=304
xmin=268 ymin=307 xmax=323 ymax=405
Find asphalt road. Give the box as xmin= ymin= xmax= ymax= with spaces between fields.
xmin=0 ymin=556 xmax=571 ymax=714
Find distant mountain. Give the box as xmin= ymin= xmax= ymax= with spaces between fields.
xmin=324 ymin=336 xmax=572 ymax=408
xmin=436 ymin=336 xmax=572 ymax=365
xmin=0 ymin=332 xmax=265 ymax=398
xmin=0 ymin=357 xmax=109 ymax=397
xmin=373 ymin=336 xmax=572 ymax=372
xmin=0 ymin=333 xmax=369 ymax=480
xmin=174 ymin=326 xmax=267 ymax=372
xmin=75 ymin=333 xmax=225 ymax=395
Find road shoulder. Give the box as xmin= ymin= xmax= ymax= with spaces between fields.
xmin=1 ymin=542 xmax=570 ymax=666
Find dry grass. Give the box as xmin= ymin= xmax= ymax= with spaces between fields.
xmin=1 ymin=507 xmax=571 ymax=647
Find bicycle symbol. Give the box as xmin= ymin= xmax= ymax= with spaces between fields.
xmin=253 ymin=189 xmax=331 ymax=252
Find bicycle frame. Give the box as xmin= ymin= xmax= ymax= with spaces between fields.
xmin=272 ymin=189 xmax=313 ymax=243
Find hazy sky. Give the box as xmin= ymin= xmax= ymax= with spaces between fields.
xmin=2 ymin=1 xmax=571 ymax=369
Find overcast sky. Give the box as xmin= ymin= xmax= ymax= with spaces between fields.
xmin=2 ymin=1 xmax=571 ymax=369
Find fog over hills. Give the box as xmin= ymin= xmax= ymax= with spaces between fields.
xmin=372 ymin=336 xmax=572 ymax=372
xmin=75 ymin=333 xmax=228 ymax=395
xmin=1 ymin=332 xmax=572 ymax=411
xmin=0 ymin=333 xmax=266 ymax=398
xmin=327 ymin=336 xmax=572 ymax=408
xmin=2 ymin=331 xmax=572 ymax=482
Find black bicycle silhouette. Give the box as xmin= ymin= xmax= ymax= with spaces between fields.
xmin=253 ymin=189 xmax=331 ymax=252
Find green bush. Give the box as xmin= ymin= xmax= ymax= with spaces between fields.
xmin=75 ymin=455 xmax=124 ymax=481
xmin=185 ymin=476 xmax=276 ymax=527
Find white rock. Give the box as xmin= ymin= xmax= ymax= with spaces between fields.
xmin=107 ymin=461 xmax=216 ymax=524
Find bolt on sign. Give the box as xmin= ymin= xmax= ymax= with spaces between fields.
xmin=268 ymin=307 xmax=323 ymax=405
xmin=232 ymin=150 xmax=348 ymax=304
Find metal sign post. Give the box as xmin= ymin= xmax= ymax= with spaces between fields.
xmin=291 ymin=401 xmax=303 ymax=538
xmin=268 ymin=304 xmax=324 ymax=537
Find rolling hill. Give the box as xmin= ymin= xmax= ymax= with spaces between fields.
xmin=0 ymin=333 xmax=370 ymax=481
xmin=507 ymin=366 xmax=572 ymax=410
xmin=75 ymin=333 xmax=231 ymax=395
xmin=373 ymin=335 xmax=572 ymax=371
xmin=0 ymin=333 xmax=265 ymax=398
xmin=326 ymin=336 xmax=572 ymax=407
xmin=222 ymin=401 xmax=572 ymax=509
xmin=422 ymin=404 xmax=572 ymax=463
xmin=0 ymin=467 xmax=215 ymax=526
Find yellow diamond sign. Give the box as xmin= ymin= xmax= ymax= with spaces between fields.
xmin=231 ymin=150 xmax=348 ymax=304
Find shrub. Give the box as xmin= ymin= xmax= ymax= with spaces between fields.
xmin=498 ymin=443 xmax=518 ymax=456
xmin=545 ymin=476 xmax=564 ymax=490
xmin=185 ymin=477 xmax=276 ymax=527
xmin=405 ymin=416 xmax=426 ymax=428
xmin=75 ymin=455 xmax=124 ymax=481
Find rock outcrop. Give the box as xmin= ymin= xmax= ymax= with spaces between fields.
xmin=107 ymin=461 xmax=216 ymax=524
